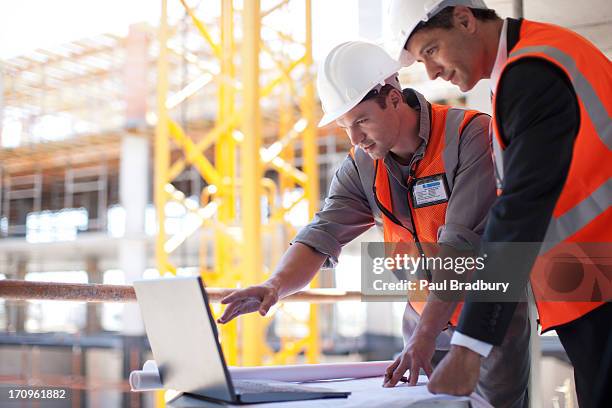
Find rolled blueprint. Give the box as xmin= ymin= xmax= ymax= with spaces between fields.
xmin=129 ymin=360 xmax=394 ymax=391
xmin=129 ymin=360 xmax=163 ymax=391
xmin=229 ymin=360 xmax=394 ymax=382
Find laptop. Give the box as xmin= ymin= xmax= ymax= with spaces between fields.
xmin=133 ymin=276 xmax=351 ymax=404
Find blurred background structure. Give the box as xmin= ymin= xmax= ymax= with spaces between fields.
xmin=1 ymin=0 xmax=610 ymax=407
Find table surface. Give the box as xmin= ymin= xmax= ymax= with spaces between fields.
xmin=166 ymin=376 xmax=492 ymax=408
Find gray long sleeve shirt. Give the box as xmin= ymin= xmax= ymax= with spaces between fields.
xmin=293 ymin=89 xmax=496 ymax=268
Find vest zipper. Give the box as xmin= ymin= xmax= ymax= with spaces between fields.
xmin=373 ymin=160 xmax=432 ymax=282
xmin=406 ymin=164 xmax=432 ymax=282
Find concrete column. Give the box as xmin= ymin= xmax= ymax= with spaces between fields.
xmin=7 ymin=258 xmax=28 ymax=332
xmin=119 ymin=137 xmax=149 ymax=336
xmin=120 ymin=22 xmax=151 ymax=336
xmin=85 ymin=257 xmax=103 ymax=334
xmin=124 ymin=24 xmax=150 ymax=130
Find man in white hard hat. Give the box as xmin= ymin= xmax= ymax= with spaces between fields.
xmin=386 ymin=1 xmax=612 ymax=406
xmin=218 ymin=40 xmax=530 ymax=407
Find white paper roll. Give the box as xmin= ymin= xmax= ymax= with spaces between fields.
xmin=129 ymin=360 xmax=163 ymax=391
xmin=129 ymin=360 xmax=394 ymax=391
xmin=229 ymin=361 xmax=393 ymax=382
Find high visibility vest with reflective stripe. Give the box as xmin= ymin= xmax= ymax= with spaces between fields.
xmin=491 ymin=20 xmax=612 ymax=332
xmin=352 ymin=104 xmax=483 ymax=326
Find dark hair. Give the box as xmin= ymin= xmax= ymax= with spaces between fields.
xmin=359 ymin=84 xmax=402 ymax=109
xmin=408 ymin=7 xmax=499 ymax=45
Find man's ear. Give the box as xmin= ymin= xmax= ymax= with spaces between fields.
xmin=453 ymin=6 xmax=477 ymax=34
xmin=389 ymin=89 xmax=402 ymax=108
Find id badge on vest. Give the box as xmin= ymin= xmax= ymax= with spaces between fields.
xmin=410 ymin=173 xmax=450 ymax=208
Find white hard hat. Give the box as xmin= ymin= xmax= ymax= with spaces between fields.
xmin=387 ymin=0 xmax=488 ymax=66
xmin=317 ymin=41 xmax=402 ymax=127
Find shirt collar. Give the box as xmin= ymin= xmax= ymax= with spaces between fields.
xmin=490 ymin=18 xmax=509 ymax=94
xmin=383 ymin=89 xmax=430 ymax=180
xmin=413 ymin=89 xmax=431 ymax=147
xmin=392 ymin=88 xmax=430 ymax=146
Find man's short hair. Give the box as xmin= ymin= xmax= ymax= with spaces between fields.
xmin=408 ymin=6 xmax=499 ymax=44
xmin=360 ymin=84 xmax=404 ymax=109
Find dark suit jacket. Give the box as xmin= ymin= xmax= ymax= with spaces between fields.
xmin=456 ymin=18 xmax=581 ymax=343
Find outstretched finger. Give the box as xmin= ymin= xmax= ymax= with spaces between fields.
xmin=219 ymin=308 xmax=241 ymax=324
xmin=217 ymin=301 xmax=245 ymax=323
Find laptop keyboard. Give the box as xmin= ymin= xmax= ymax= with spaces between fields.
xmin=233 ymin=379 xmax=319 ymax=394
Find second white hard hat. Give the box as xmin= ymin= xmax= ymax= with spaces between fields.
xmin=317 ymin=41 xmax=401 ymax=127
xmin=387 ymin=0 xmax=488 ymax=66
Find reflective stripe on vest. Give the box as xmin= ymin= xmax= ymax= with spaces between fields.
xmin=491 ymin=20 xmax=612 ymax=331
xmin=353 ymin=105 xmax=483 ymax=326
xmin=542 ymin=178 xmax=612 ymax=253
xmin=490 ymin=121 xmax=505 ymax=190
xmin=510 ymin=46 xmax=612 ymax=151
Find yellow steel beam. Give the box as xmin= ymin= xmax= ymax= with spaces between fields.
xmin=268 ymin=156 xmax=307 ymax=185
xmin=240 ymin=0 xmax=264 ymax=367
xmin=215 ymin=0 xmax=239 ymax=366
xmin=261 ymin=56 xmax=306 ymax=97
xmin=279 ymin=85 xmax=296 ymax=197
xmin=163 ymin=183 xmax=219 ymax=254
xmin=163 ymin=200 xmax=218 ymax=254
xmin=270 ymin=192 xmax=306 ymax=223
xmin=302 ymin=0 xmax=320 ymax=364
xmin=261 ymin=0 xmax=291 ymax=18
xmin=277 ymin=78 xmax=297 ymax=273
xmin=166 ymin=73 xmax=214 ymax=110
xmin=260 ymin=42 xmax=296 ymax=89
xmin=259 ymin=118 xmax=307 ymax=164
xmin=155 ymin=3 xmax=170 ymax=405
xmin=168 ymin=113 xmax=241 ymax=181
xmin=155 ymin=0 xmax=171 ymax=279
xmin=178 ymin=0 xmax=222 ymax=59
xmin=168 ymin=119 xmax=222 ymax=185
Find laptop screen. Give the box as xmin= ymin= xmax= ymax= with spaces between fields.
xmin=134 ymin=276 xmax=236 ymax=402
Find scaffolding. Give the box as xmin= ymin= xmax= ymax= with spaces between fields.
xmin=1 ymin=2 xmax=345 ymax=369
xmin=1 ymin=29 xmax=136 ymax=240
xmin=155 ymin=0 xmax=321 ymax=367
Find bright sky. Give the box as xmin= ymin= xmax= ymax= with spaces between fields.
xmin=0 ymin=0 xmax=377 ymax=61
xmin=0 ymin=0 xmax=157 ymax=58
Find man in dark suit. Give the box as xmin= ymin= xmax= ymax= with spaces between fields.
xmin=386 ymin=1 xmax=612 ymax=406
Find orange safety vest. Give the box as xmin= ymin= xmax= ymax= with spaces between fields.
xmin=491 ymin=20 xmax=612 ymax=332
xmin=352 ymin=103 xmax=484 ymax=326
